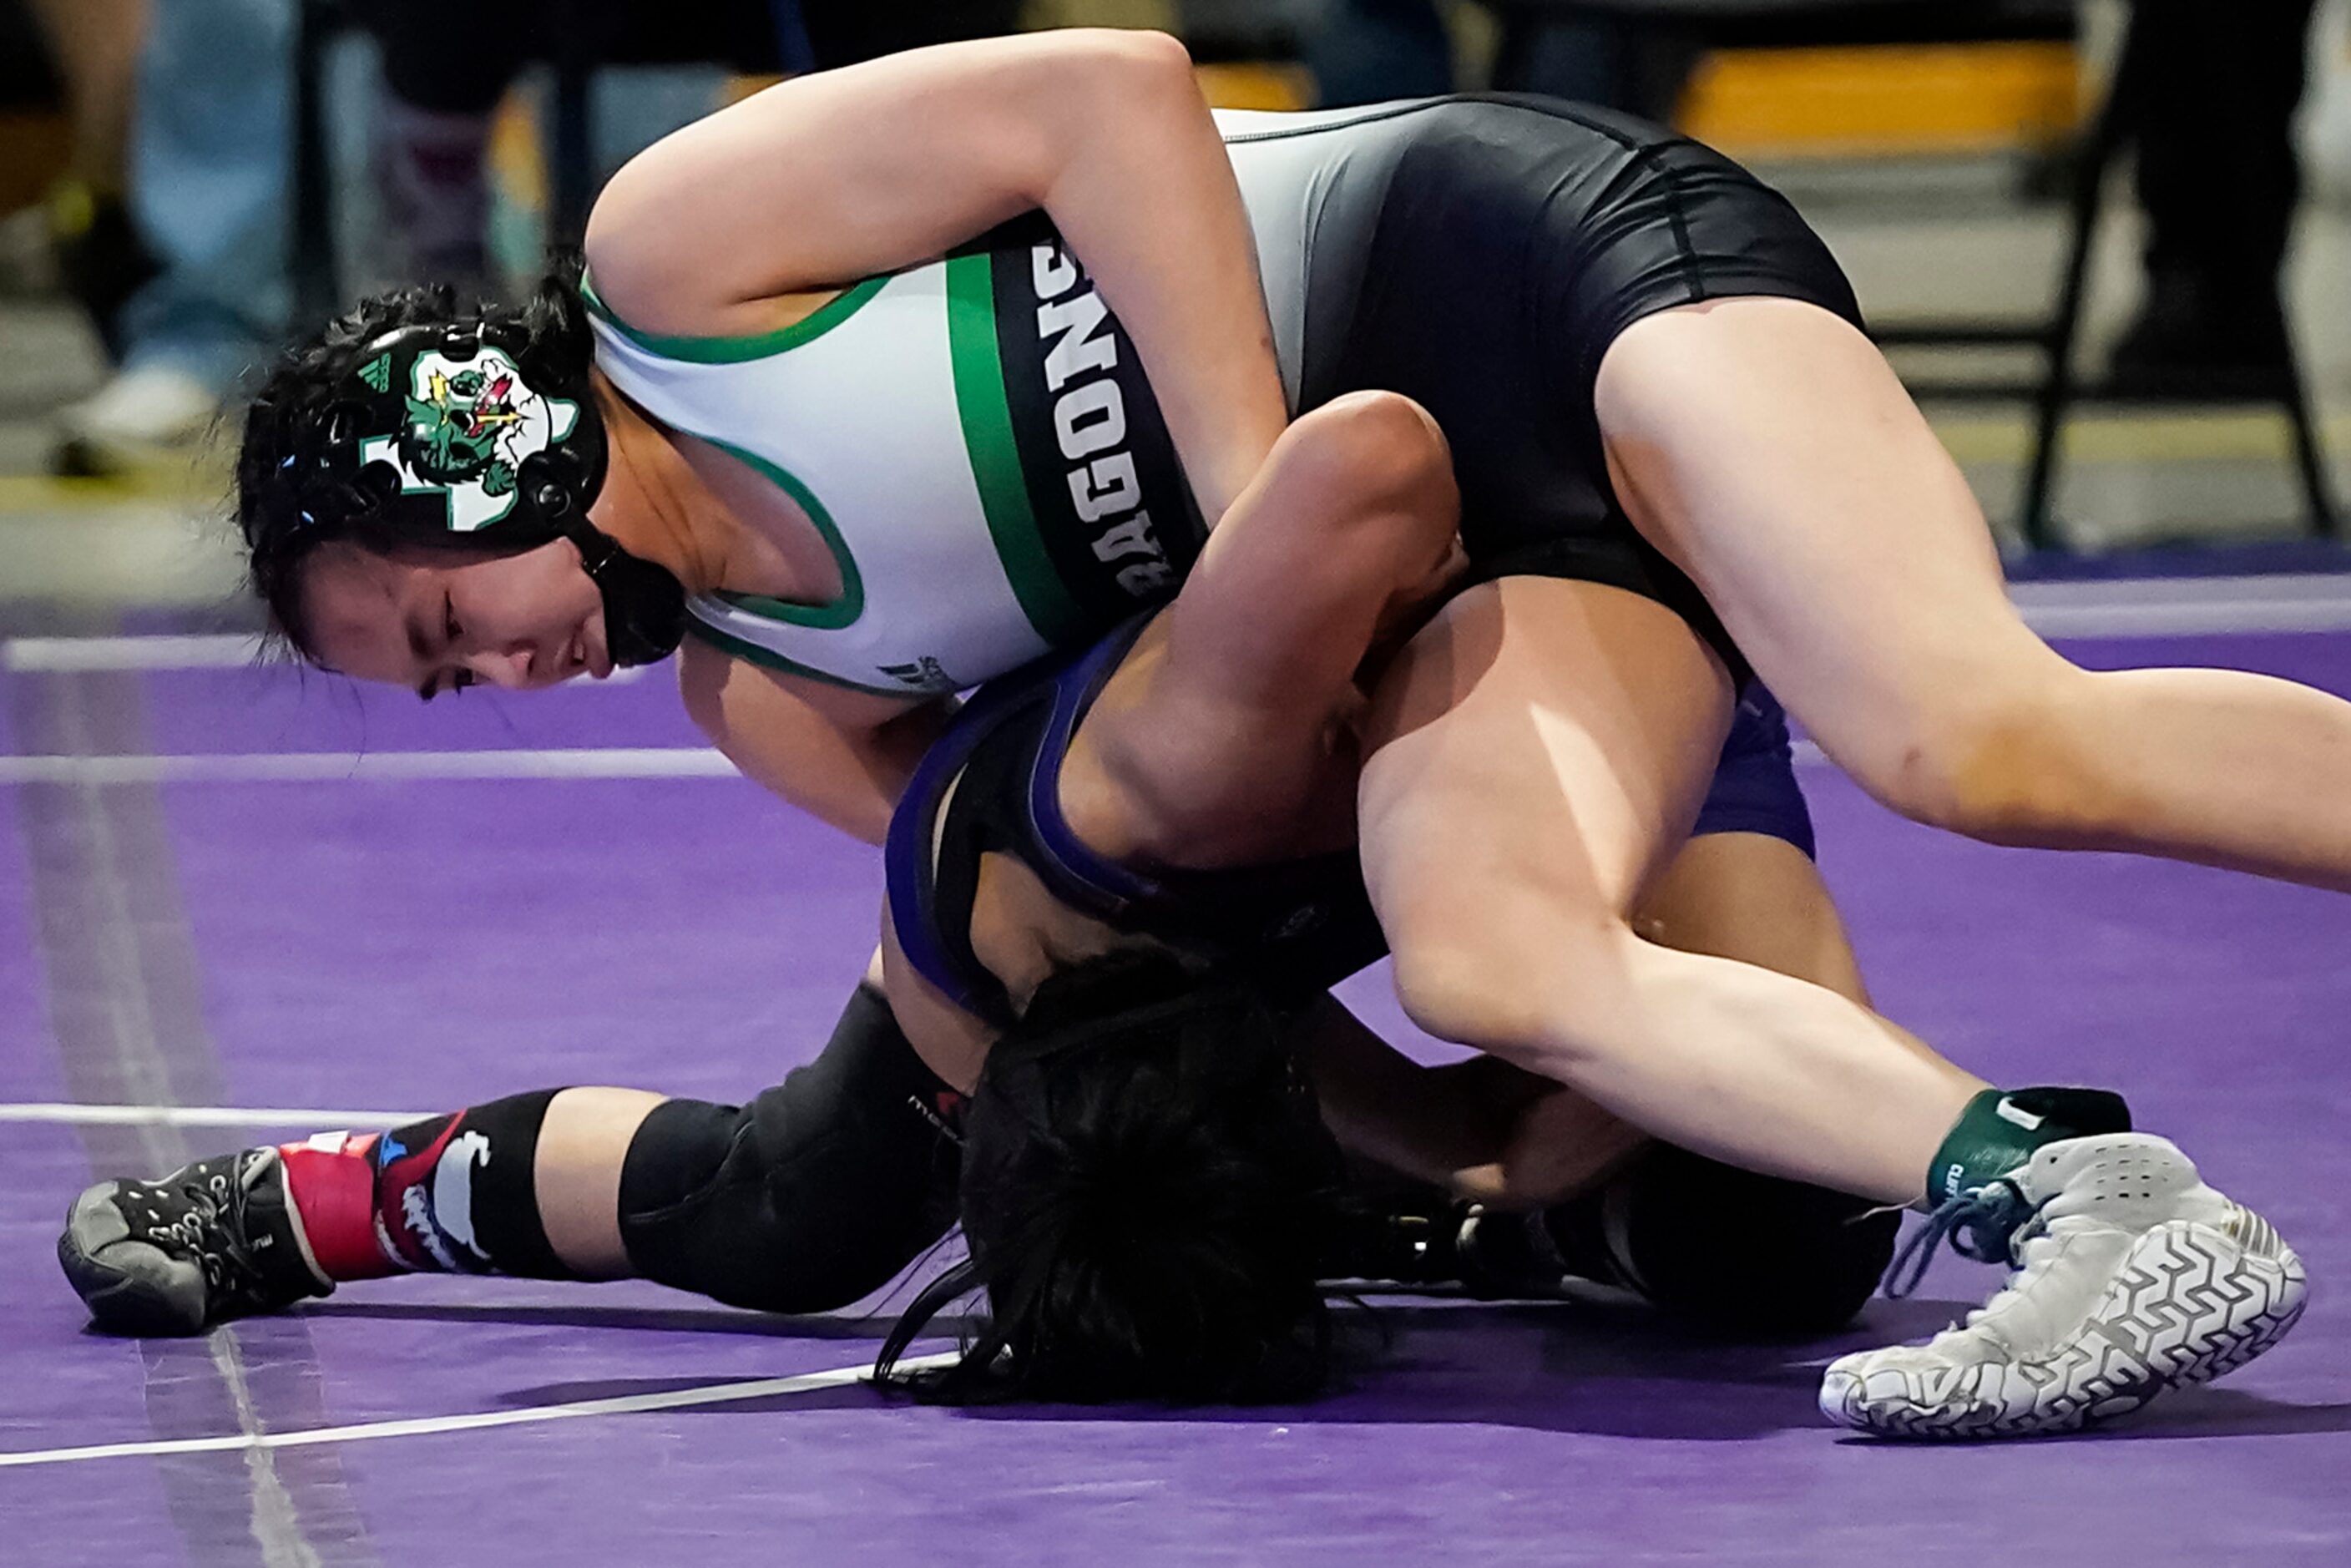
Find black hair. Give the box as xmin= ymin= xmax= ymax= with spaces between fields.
xmin=877 ymin=949 xmax=1345 ymax=1405
xmin=233 ymin=259 xmax=597 ymax=660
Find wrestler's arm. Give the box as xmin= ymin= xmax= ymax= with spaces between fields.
xmin=679 ymin=640 xmax=948 ymax=845
xmin=585 ymin=29 xmax=1287 ymax=521
xmin=1084 ymin=393 xmax=1462 ymax=861
xmin=1635 ymin=831 xmax=1873 ymax=1009
xmin=1305 ymin=995 xmax=1646 ymax=1202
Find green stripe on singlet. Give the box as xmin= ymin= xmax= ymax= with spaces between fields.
xmin=673 ymin=436 xmax=908 ymax=694
xmin=579 ymin=272 xmax=888 ymax=363
xmin=690 ymin=436 xmax=865 ymax=630
xmin=944 ymin=252 xmax=1088 ymax=648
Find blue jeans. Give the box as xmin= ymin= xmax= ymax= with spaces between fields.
xmin=121 ymin=0 xmax=295 ymax=394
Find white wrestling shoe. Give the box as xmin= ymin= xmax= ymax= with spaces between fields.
xmin=52 ymin=362 xmax=219 ymax=477
xmin=1819 ymin=1133 xmax=2306 ymax=1439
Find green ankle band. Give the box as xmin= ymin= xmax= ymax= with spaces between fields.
xmin=1925 ymin=1086 xmax=2133 ymax=1207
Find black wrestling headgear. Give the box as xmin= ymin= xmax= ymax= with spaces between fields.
xmin=277 ymin=316 xmax=685 ymax=666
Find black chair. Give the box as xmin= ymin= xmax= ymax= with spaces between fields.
xmin=1482 ymin=0 xmax=2336 ymax=546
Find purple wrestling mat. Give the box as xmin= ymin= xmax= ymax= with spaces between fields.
xmin=2 ymin=606 xmax=2347 ymax=1565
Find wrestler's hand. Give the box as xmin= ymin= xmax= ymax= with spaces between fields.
xmin=1454 ymin=1083 xmax=1650 ymax=1210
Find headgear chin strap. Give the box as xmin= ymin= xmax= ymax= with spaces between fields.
xmin=561 ymin=513 xmax=686 ymax=668
xmin=300 ymin=316 xmax=687 ymax=665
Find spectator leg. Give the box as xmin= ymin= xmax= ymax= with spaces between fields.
xmin=367 ymin=0 xmax=533 ymax=289
xmin=2112 ymin=0 xmax=2320 ymax=387
xmin=25 ymin=0 xmax=149 ymax=188
xmin=118 ymin=0 xmax=295 ymax=393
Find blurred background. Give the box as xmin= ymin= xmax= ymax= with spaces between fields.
xmin=3 ymin=0 xmax=2348 ymax=616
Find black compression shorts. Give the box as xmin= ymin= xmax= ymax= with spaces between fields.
xmin=1277 ymin=97 xmax=1866 ymax=683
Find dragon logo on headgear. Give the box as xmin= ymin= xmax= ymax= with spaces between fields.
xmin=356 ymin=345 xmax=579 ymax=532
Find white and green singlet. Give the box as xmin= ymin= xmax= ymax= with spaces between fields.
xmin=582 ymin=103 xmax=1423 ymax=697
xmin=584 ymin=214 xmax=1205 ymax=698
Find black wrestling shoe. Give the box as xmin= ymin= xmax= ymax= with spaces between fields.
xmin=1322 ymin=1206 xmax=1464 ymax=1287
xmin=59 ymin=1148 xmax=331 ymax=1335
xmin=1324 ymin=1202 xmax=1572 ymax=1297
xmin=1454 ymin=1207 xmax=1572 ymax=1299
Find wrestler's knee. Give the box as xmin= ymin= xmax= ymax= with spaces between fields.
xmin=1388 ymin=901 xmax=1628 ymax=1073
xmin=1852 ymin=661 xmax=2116 ymax=847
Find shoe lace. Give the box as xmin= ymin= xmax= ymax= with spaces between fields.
xmin=142 ymin=1158 xmax=272 ymax=1307
xmin=1955 ymin=1210 xmax=2062 ymax=1330
xmin=1883 ymin=1176 xmax=2041 ymax=1299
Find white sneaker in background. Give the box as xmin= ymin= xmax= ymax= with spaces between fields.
xmin=1819 ymin=1133 xmax=2306 ymax=1439
xmin=0 ymin=203 xmax=59 ymax=293
xmin=2303 ymin=0 xmax=2351 ymax=210
xmin=53 ymin=362 xmax=221 ymax=477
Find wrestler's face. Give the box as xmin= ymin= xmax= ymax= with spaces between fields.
xmin=298 ymin=538 xmax=614 ymax=697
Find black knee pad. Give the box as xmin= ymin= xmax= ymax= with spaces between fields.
xmin=1548 ymin=1144 xmax=1899 ymax=1337
xmin=619 ymin=1098 xmax=813 ymax=1312
xmin=618 ymin=987 xmax=963 ymax=1314
xmin=616 ymin=1097 xmax=747 ymax=1227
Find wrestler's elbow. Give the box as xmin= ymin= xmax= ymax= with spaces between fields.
xmin=1058 ymin=28 xmax=1196 ymax=119
xmin=1303 ymin=392 xmax=1454 ymax=507
xmin=1279 ymin=392 xmax=1459 ymax=577
xmin=1062 ymin=26 xmax=1194 ymax=83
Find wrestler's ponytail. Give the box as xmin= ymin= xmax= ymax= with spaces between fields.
xmin=515 ymin=253 xmax=594 ymax=393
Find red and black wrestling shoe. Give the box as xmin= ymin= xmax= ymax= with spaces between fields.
xmin=59 ymin=1148 xmax=333 ymax=1335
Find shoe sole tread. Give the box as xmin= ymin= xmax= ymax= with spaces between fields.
xmin=57 ymin=1181 xmax=211 ymax=1337
xmin=1820 ymin=1217 xmax=2307 ymax=1440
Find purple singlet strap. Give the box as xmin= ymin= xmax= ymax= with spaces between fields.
xmin=882 ymin=675 xmax=1038 ymax=1015
xmin=880 ymin=611 xmax=1170 ymax=1016
xmin=1023 ymin=615 xmax=1166 ymax=915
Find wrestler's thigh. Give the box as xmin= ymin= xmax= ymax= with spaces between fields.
xmin=1357 ymin=576 xmax=1733 ymax=1035
xmin=1595 ymin=296 xmax=2075 ymax=799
